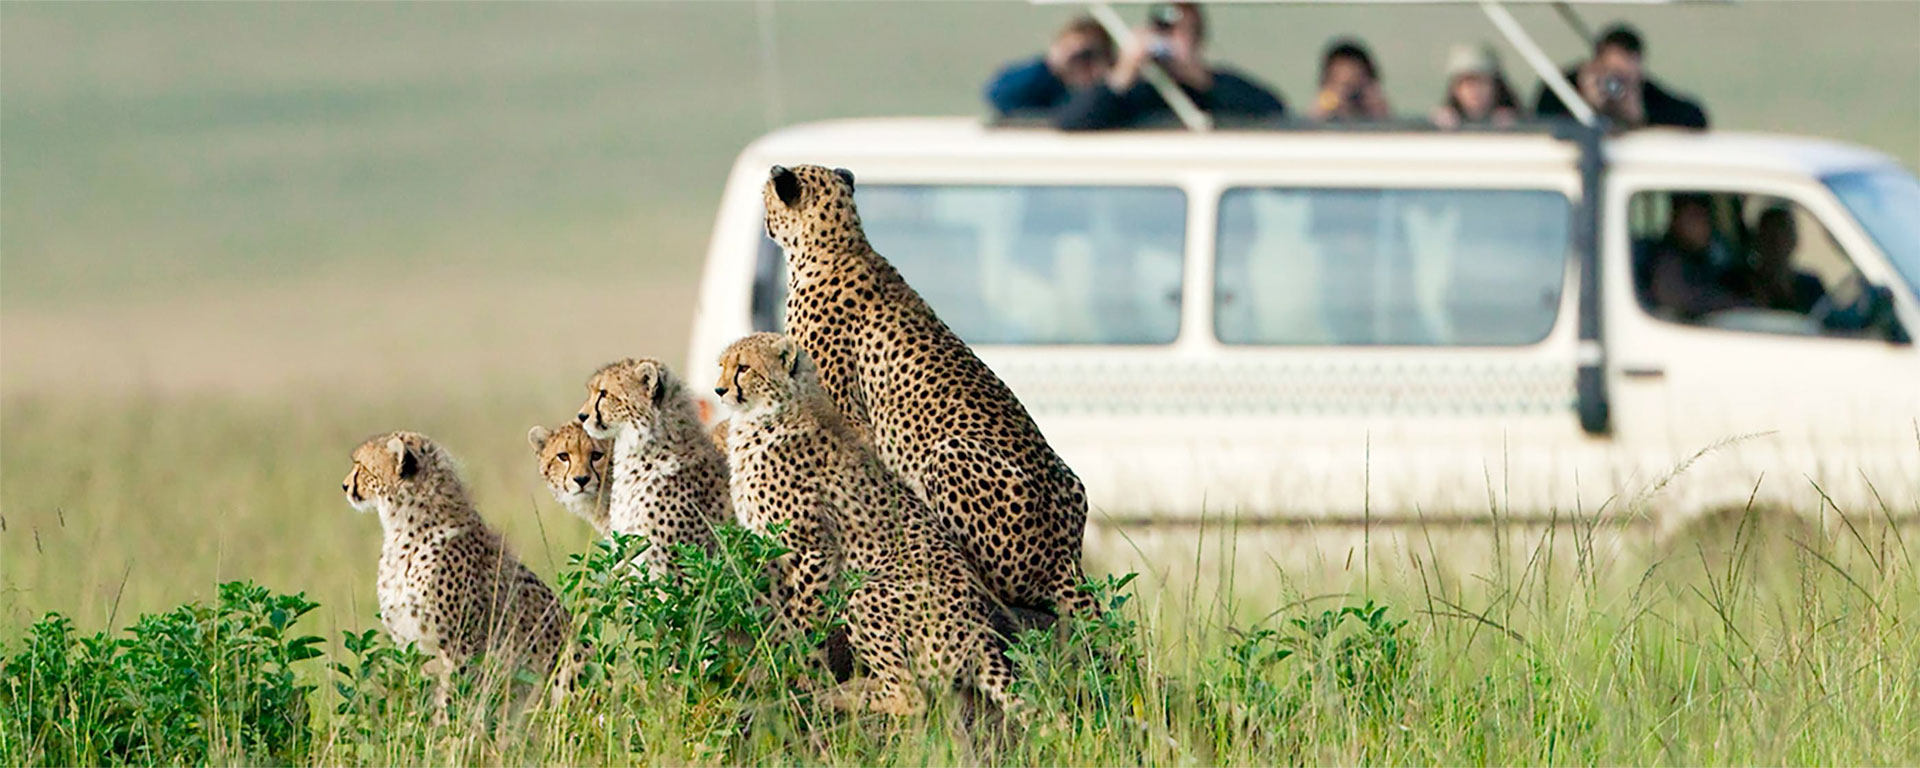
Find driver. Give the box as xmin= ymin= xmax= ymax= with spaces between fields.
xmin=1741 ymin=207 xmax=1828 ymax=314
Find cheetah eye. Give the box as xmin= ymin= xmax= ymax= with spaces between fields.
xmin=590 ymin=450 xmax=605 ymax=462
xmin=555 ymin=452 xmax=569 ymax=462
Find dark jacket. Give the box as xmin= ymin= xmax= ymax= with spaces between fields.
xmin=1056 ymin=68 xmax=1286 ymax=130
xmin=985 ymin=57 xmax=1074 ymax=117
xmin=1535 ymin=66 xmax=1709 ymax=129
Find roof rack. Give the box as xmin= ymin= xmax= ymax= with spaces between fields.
xmin=987 ymin=112 xmax=1595 ymax=135
xmin=1031 ymin=0 xmax=1732 ymax=131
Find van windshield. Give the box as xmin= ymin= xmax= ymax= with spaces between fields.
xmin=755 ymin=185 xmax=1187 ymax=345
xmin=1826 ymin=168 xmax=1920 ymax=295
xmin=1215 ymin=187 xmax=1571 ymax=346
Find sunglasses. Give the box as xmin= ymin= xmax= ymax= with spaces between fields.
xmin=1148 ymin=3 xmax=1183 ymax=30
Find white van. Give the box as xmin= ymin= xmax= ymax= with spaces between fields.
xmin=684 ymin=118 xmax=1920 ymax=533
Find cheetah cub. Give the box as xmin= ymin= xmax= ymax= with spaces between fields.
xmin=577 ymin=358 xmax=731 ymax=577
xmin=528 ymin=422 xmax=611 ymax=535
xmin=716 ymin=333 xmax=1026 ymax=720
xmin=342 ymin=431 xmax=579 ymax=715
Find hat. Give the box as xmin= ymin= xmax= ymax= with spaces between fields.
xmin=1445 ymin=43 xmax=1501 ymax=80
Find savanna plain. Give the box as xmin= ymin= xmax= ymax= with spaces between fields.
xmin=4 ymin=3 xmax=1919 ymax=764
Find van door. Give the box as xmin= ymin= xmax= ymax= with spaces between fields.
xmin=1196 ymin=183 xmax=1606 ymax=520
xmin=1605 ymin=178 xmax=1920 ymax=520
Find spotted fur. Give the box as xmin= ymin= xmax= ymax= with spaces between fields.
xmin=528 ymin=422 xmax=611 ymax=535
xmin=717 ymin=333 xmax=1026 ymax=719
xmin=578 ymin=358 xmax=730 ymax=576
xmin=343 ymin=431 xmax=579 ymax=713
xmin=764 ymin=164 xmax=1096 ymax=619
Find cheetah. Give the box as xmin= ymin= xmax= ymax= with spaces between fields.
xmin=763 ymin=164 xmax=1097 ymax=620
xmin=577 ymin=358 xmax=730 ymax=576
xmin=716 ymin=333 xmax=1025 ymax=719
xmin=528 ymin=422 xmax=611 ymax=535
xmin=342 ymin=431 xmax=579 ymax=714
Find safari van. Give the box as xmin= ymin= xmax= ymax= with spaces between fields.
xmin=684 ymin=118 xmax=1920 ymax=533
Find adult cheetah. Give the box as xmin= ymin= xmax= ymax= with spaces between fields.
xmin=342 ymin=431 xmax=578 ymax=714
xmin=716 ymin=333 xmax=1025 ymax=718
xmin=763 ymin=164 xmax=1096 ymax=619
xmin=528 ymin=422 xmax=611 ymax=535
xmin=577 ymin=358 xmax=730 ymax=576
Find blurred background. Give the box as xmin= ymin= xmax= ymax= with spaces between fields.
xmin=3 ymin=2 xmax=1917 ymax=632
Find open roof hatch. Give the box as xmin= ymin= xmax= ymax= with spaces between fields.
xmin=1030 ymin=0 xmax=1733 ymax=131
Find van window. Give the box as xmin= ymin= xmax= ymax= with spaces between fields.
xmin=1630 ymin=189 xmax=1884 ymax=338
xmin=752 ymin=185 xmax=1187 ymax=345
xmin=1215 ymin=187 xmax=1569 ymax=346
xmin=1828 ymin=169 xmax=1920 ymax=295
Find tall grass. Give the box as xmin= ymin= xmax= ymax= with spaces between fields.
xmin=5 ymin=430 xmax=1917 ymax=764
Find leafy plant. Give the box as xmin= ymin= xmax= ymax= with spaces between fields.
xmin=327 ymin=627 xmax=432 ymax=754
xmin=0 ymin=581 xmax=323 ymax=766
xmin=1286 ymin=599 xmax=1414 ymax=716
xmin=554 ymin=525 xmax=836 ymax=758
xmin=1008 ymin=573 xmax=1155 ymax=737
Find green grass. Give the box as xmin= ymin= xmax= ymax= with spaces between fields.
xmin=4 ymin=2 xmax=1919 ymax=764
xmin=7 ymin=457 xmax=1918 ymax=764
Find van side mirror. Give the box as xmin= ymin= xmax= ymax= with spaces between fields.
xmin=1867 ymin=284 xmax=1910 ymax=345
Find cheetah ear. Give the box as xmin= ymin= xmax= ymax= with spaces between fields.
xmin=833 ymin=167 xmax=855 ymax=190
xmin=770 ymin=165 xmax=801 ymax=208
xmin=791 ymin=346 xmax=814 ymax=378
xmin=527 ymin=426 xmax=551 ymax=454
xmin=387 ymin=437 xmax=419 ymax=479
xmin=645 ymin=367 xmax=667 ymax=406
xmin=773 ymin=336 xmax=800 ymax=375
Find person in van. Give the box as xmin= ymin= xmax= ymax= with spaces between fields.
xmin=1740 ymin=207 xmax=1828 ymax=315
xmin=1429 ymin=43 xmax=1520 ymax=129
xmin=1309 ymin=38 xmax=1392 ymax=123
xmin=984 ymin=16 xmax=1116 ymax=118
xmin=1535 ymin=23 xmax=1708 ymax=130
xmin=1055 ymin=2 xmax=1287 ymax=131
xmin=1642 ymin=194 xmax=1748 ymax=320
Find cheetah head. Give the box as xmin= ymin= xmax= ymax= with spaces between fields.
xmin=527 ymin=422 xmax=608 ymax=510
xmin=578 ymin=358 xmax=686 ymax=440
xmin=763 ymin=164 xmax=862 ymax=251
xmin=714 ymin=332 xmax=817 ymax=413
xmin=343 ymin=430 xmax=450 ymax=513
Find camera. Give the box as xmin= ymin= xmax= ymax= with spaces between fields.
xmin=1600 ymin=73 xmax=1628 ymax=102
xmin=1146 ymin=3 xmax=1180 ymax=59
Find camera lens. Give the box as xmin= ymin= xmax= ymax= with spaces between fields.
xmin=1602 ymin=75 xmax=1627 ymax=100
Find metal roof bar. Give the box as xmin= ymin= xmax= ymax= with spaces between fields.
xmin=1084 ymin=1 xmax=1214 ymax=131
xmin=1479 ymin=0 xmax=1596 ymax=125
xmin=1552 ymin=0 xmax=1598 ymax=43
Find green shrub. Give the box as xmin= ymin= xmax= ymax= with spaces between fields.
xmin=1287 ymin=599 xmax=1414 ymax=716
xmin=551 ymin=525 xmax=840 ymax=760
xmin=0 ymin=581 xmax=323 ymax=766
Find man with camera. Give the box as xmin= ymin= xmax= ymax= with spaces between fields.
xmin=1537 ymin=23 xmax=1708 ymax=130
xmin=1055 ymin=2 xmax=1286 ymax=130
xmin=984 ymin=16 xmax=1117 ymax=118
xmin=1309 ymin=38 xmax=1392 ymax=123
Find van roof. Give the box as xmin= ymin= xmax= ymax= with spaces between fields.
xmin=744 ymin=117 xmax=1901 ymax=178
